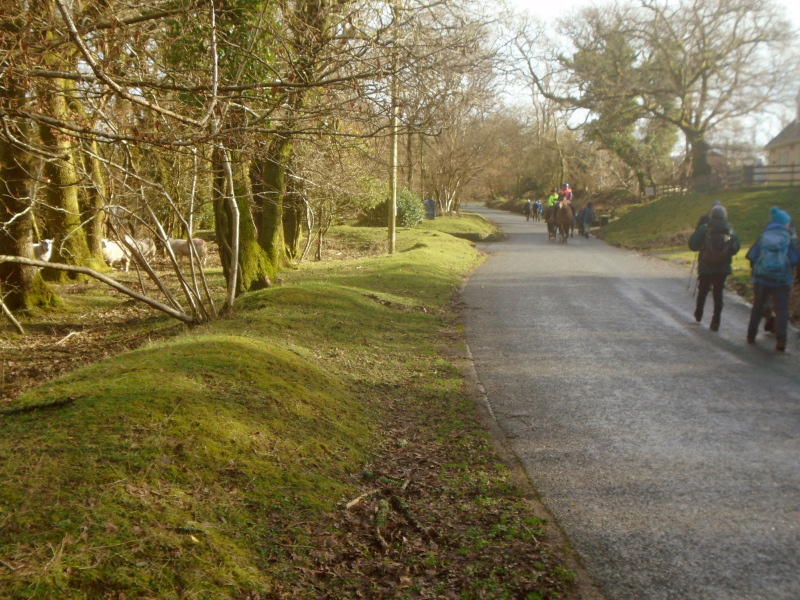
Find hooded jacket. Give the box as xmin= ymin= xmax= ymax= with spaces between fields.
xmin=689 ymin=216 xmax=741 ymax=275
xmin=745 ymin=222 xmax=800 ymax=286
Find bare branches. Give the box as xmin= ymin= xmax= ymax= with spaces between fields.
xmin=0 ymin=256 xmax=195 ymax=323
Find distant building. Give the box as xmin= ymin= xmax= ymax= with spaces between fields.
xmin=707 ymin=149 xmax=728 ymax=176
xmin=764 ymin=90 xmax=800 ymax=184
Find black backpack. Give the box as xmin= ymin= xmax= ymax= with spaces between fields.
xmin=700 ymin=225 xmax=734 ymax=265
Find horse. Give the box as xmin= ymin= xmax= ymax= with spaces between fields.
xmin=545 ymin=205 xmax=557 ymax=241
xmin=555 ymin=202 xmax=573 ymax=244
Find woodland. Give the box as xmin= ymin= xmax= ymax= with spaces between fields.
xmin=0 ymin=0 xmax=798 ymax=326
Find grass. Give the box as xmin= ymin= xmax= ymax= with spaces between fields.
xmin=419 ymin=212 xmax=504 ymax=241
xmin=2 ymin=216 xmax=577 ymax=599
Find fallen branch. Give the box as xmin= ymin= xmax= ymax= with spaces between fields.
xmin=374 ymin=499 xmax=391 ymax=552
xmin=374 ymin=527 xmax=389 ymax=552
xmin=0 ymin=558 xmax=18 ymax=571
xmin=344 ymin=489 xmax=379 ymax=510
xmin=390 ymin=495 xmax=439 ymax=540
xmin=0 ymin=256 xmax=195 ymax=324
xmin=0 ymin=397 xmax=75 ymax=416
xmin=55 ymin=331 xmax=80 ymax=346
xmin=0 ymin=296 xmax=25 ymax=335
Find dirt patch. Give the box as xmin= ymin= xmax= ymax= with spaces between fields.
xmin=0 ymin=252 xmax=215 ymax=406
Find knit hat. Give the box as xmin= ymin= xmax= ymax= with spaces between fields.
xmin=770 ymin=206 xmax=791 ymax=225
xmin=709 ymin=205 xmax=727 ymax=221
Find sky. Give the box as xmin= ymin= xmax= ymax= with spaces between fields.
xmin=507 ymin=0 xmax=800 ymax=29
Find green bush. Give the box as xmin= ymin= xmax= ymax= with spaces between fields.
xmin=357 ymin=188 xmax=425 ymax=228
xmin=397 ymin=188 xmax=425 ymax=227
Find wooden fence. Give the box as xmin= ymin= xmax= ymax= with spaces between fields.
xmin=648 ymin=164 xmax=799 ymax=199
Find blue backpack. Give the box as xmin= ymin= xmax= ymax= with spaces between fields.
xmin=753 ymin=228 xmax=792 ymax=284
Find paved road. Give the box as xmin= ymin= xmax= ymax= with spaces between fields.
xmin=461 ymin=206 xmax=800 ymax=600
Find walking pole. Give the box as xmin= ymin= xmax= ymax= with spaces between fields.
xmin=687 ymin=253 xmax=697 ymax=290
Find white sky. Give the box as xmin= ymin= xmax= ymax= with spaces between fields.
xmin=507 ymin=0 xmax=800 ymax=29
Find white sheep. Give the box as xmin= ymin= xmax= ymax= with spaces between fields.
xmin=32 ymin=239 xmax=53 ymax=263
xmin=101 ymin=239 xmax=130 ymax=271
xmin=123 ymin=236 xmax=157 ymax=261
xmin=168 ymin=238 xmax=207 ymax=266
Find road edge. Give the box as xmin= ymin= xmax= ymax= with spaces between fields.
xmin=447 ymin=297 xmax=607 ymax=600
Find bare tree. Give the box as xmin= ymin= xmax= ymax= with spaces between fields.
xmin=510 ymin=0 xmax=798 ymax=179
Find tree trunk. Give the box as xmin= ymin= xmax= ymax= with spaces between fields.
xmin=252 ymin=137 xmax=291 ymax=271
xmin=38 ymin=77 xmax=98 ymax=281
xmin=214 ymin=150 xmax=274 ymax=295
xmin=406 ymin=129 xmax=414 ymax=190
xmin=79 ymin=139 xmax=107 ymax=257
xmin=688 ymin=137 xmax=712 ymax=179
xmin=283 ymin=179 xmax=304 ymax=260
xmin=0 ymin=75 xmax=60 ymax=310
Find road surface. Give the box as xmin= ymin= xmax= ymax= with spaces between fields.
xmin=461 ymin=206 xmax=800 ymax=600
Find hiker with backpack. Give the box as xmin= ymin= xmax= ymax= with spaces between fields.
xmin=688 ymin=203 xmax=741 ymax=331
xmin=745 ymin=207 xmax=800 ymax=352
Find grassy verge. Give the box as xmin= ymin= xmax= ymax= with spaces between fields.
xmin=0 ymin=217 xmax=578 ymax=599
xmin=420 ymin=212 xmax=506 ymax=242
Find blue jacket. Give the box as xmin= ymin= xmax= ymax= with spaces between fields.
xmin=745 ymin=223 xmax=800 ymax=286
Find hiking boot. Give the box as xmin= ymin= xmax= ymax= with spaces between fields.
xmin=694 ymin=308 xmax=703 ymax=323
xmin=710 ymin=318 xmax=720 ymax=332
xmin=747 ymin=335 xmax=756 ymax=344
xmin=776 ymin=339 xmax=786 ymax=352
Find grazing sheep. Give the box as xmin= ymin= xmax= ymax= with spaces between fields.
xmin=168 ymin=238 xmax=207 ymax=266
xmin=101 ymin=239 xmax=130 ymax=271
xmin=32 ymin=239 xmax=54 ymax=263
xmin=123 ymin=236 xmax=157 ymax=261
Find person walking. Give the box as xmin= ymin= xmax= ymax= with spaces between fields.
xmin=745 ymin=206 xmax=799 ymax=352
xmin=688 ymin=203 xmax=741 ymax=332
xmin=582 ymin=202 xmax=595 ymax=238
xmin=524 ymin=199 xmax=532 ymax=221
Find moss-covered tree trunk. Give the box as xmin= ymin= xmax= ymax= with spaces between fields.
xmin=252 ymin=137 xmax=291 ymax=271
xmin=0 ymin=75 xmax=60 ymax=310
xmin=80 ymin=139 xmax=107 ymax=256
xmin=39 ymin=77 xmax=98 ymax=281
xmin=213 ymin=149 xmax=274 ymax=295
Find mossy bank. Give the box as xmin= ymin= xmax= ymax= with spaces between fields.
xmin=0 ymin=213 xmax=579 ymax=599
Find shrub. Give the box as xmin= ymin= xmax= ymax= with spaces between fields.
xmin=397 ymin=188 xmax=425 ymax=227
xmin=357 ymin=188 xmax=425 ymax=228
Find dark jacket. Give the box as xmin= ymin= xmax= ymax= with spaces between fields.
xmin=745 ymin=222 xmax=800 ymax=287
xmin=688 ymin=218 xmax=741 ymax=275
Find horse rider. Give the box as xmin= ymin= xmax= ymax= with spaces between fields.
xmin=560 ymin=182 xmax=573 ymax=203
xmin=559 ymin=183 xmax=577 ymax=232
xmin=547 ymin=188 xmax=559 ymax=220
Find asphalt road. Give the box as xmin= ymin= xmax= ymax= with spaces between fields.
xmin=461 ymin=206 xmax=800 ymax=600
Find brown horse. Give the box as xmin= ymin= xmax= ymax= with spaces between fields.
xmin=545 ymin=205 xmax=557 ymax=241
xmin=555 ymin=202 xmax=573 ymax=244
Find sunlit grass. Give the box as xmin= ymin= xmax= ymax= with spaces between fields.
xmin=0 ymin=222 xmax=493 ymax=599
